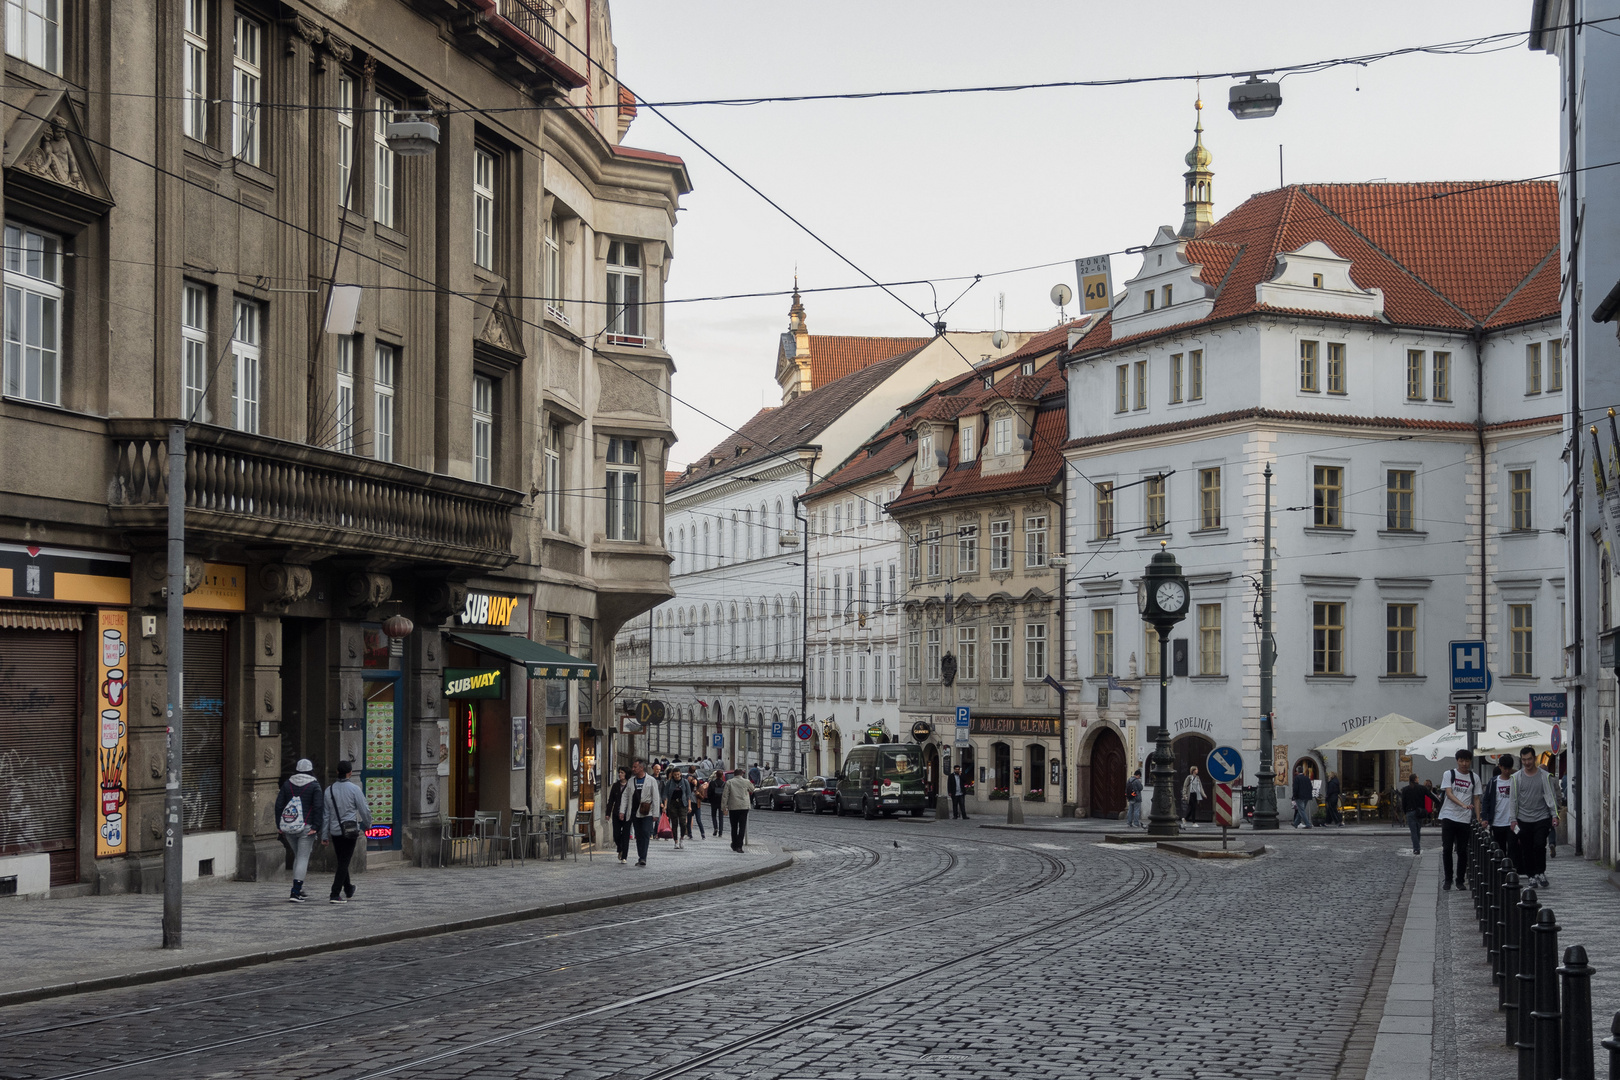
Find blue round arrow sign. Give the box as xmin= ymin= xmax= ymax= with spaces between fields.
xmin=1206 ymin=745 xmax=1243 ymax=785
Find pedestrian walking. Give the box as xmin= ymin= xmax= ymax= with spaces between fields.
xmin=1437 ymin=748 xmax=1480 ymax=892
xmin=747 ymin=763 xmax=762 ymax=786
xmin=723 ymin=768 xmax=755 ymax=852
xmin=1400 ymin=773 xmax=1426 ymax=855
xmin=688 ymin=771 xmax=707 ymax=839
xmin=947 ymin=765 xmax=969 ymax=819
xmin=322 ymin=759 xmax=372 ymax=904
xmin=1291 ymin=765 xmax=1314 ymax=829
xmin=1481 ymin=754 xmax=1516 ymax=862
xmin=1421 ymin=779 xmax=1437 ymax=825
xmin=1181 ymin=765 xmax=1204 ymax=827
xmin=707 ymin=767 xmax=725 ymax=836
xmin=667 ymin=769 xmax=691 ymax=849
xmin=618 ymin=758 xmax=662 ymax=867
xmin=1125 ymin=769 xmax=1143 ymax=828
xmin=1323 ymin=772 xmax=1342 ymax=827
xmin=1510 ymin=745 xmax=1558 ymax=888
xmin=274 ymin=758 xmax=325 ymax=903
xmin=607 ymin=766 xmax=632 ymax=862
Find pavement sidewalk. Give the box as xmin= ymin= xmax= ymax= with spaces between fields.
xmin=0 ymin=834 xmax=789 ymax=1008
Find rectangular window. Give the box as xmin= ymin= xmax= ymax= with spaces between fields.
xmin=1133 ymin=359 xmax=1147 ymax=410
xmin=993 ymin=415 xmax=1013 ymax=456
xmin=958 ymin=523 xmax=979 ymax=574
xmin=1144 ymin=625 xmax=1160 ymax=677
xmin=960 ymin=421 xmax=976 ymax=463
xmin=606 ymin=241 xmax=644 ymax=342
xmin=1312 ymin=602 xmax=1344 ymax=675
xmin=1198 ymin=468 xmax=1222 ymax=530
xmin=333 ymin=335 xmax=355 ymax=452
xmin=888 ymin=562 xmax=897 ymax=608
xmin=1162 ymin=284 xmax=1173 ymax=306
xmin=545 ymin=214 xmax=565 ymax=317
xmin=1433 ymin=351 xmax=1451 ymax=401
xmin=1547 ymin=340 xmax=1563 ymax=393
xmin=1526 ymin=343 xmax=1542 ymax=394
xmin=1095 ymin=482 xmax=1114 ymax=540
xmin=858 ymin=652 xmax=868 ymax=699
xmin=957 ymin=626 xmax=977 ymax=681
xmin=336 ymin=75 xmax=355 ymax=207
xmin=1406 ymin=350 xmax=1425 ymax=401
xmin=990 ymin=624 xmax=1012 ymax=681
xmin=231 ymin=14 xmax=262 ymax=165
xmin=1386 ymin=603 xmax=1416 ymax=676
xmin=1188 ymin=349 xmax=1204 ymax=401
xmin=605 ymin=437 xmax=641 ymax=540
xmin=472 ymin=374 xmax=494 ymax=484
xmin=1313 ymin=465 xmax=1342 ymax=528
xmin=1092 ymin=609 xmax=1114 ymax=676
xmin=373 ymin=343 xmax=396 ymax=461
xmin=2 ymin=222 xmax=62 ymax=405
xmin=888 ymin=654 xmax=896 ymax=699
xmin=374 ymin=96 xmax=397 ymax=228
xmin=845 ymin=650 xmax=853 ymax=697
xmin=990 ymin=519 xmax=1012 ymax=570
xmin=907 ymin=629 xmax=920 ymax=681
xmin=1326 ymin=342 xmax=1346 ymax=394
xmin=908 ymin=533 xmax=920 ymax=580
xmin=918 ymin=430 xmax=933 ymax=471
xmin=859 ymin=499 xmax=868 ymax=526
xmin=1510 ymin=469 xmax=1532 ymax=531
xmin=543 ymin=422 xmax=563 ymax=531
xmin=1145 ymin=475 xmax=1166 ymax=534
xmin=230 ymin=299 xmax=260 ymax=433
xmin=817 ymin=654 xmax=826 ymax=698
xmin=1169 ymin=353 xmax=1183 ymax=404
xmin=1115 ymin=365 xmax=1129 ymax=413
xmin=1511 ymin=604 xmax=1533 ymax=676
xmin=1025 ymin=623 xmax=1047 ymax=680
xmin=927 ymin=628 xmax=941 ymax=682
xmin=859 ymin=568 xmax=870 ymax=614
xmin=1024 ymin=515 xmax=1048 ymax=568
xmin=1198 ymin=603 xmax=1221 ymax=675
xmin=182 ymin=0 xmax=207 ymax=141
xmin=1386 ymin=470 xmax=1414 ymax=531
xmin=6 ymin=0 xmax=60 ymax=72
xmin=1143 ymin=288 xmax=1155 ymax=312
xmin=926 ymin=528 xmax=941 ymax=578
xmin=831 ymin=654 xmax=841 ymax=699
xmin=181 ymin=282 xmax=209 ymax=422
xmin=473 ymin=149 xmax=496 ymax=270
xmin=1300 ymin=340 xmax=1319 ymax=392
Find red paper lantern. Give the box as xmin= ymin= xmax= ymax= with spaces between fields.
xmin=381 ymin=614 xmax=415 ymax=640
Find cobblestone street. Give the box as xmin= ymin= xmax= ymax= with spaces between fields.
xmin=0 ymin=815 xmax=1425 ymax=1080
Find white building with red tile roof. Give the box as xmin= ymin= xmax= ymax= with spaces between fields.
xmin=1061 ymin=115 xmax=1566 ymax=818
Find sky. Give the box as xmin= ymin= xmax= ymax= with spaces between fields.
xmin=608 ymin=1 xmax=1562 ymax=467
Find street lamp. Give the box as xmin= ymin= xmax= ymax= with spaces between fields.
xmin=386 ymin=113 xmax=440 ymax=155
xmin=1138 ymin=541 xmax=1191 ymax=836
xmin=1228 ymin=76 xmax=1283 ymax=120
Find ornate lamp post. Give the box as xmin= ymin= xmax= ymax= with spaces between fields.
xmin=1138 ymin=541 xmax=1191 ymax=837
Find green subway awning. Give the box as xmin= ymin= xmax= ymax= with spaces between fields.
xmin=447 ymin=632 xmax=598 ymax=681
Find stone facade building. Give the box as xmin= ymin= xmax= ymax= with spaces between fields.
xmin=0 ymin=0 xmax=684 ymax=897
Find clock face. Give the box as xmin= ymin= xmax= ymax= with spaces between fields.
xmin=1137 ymin=581 xmax=1149 ymax=615
xmin=1155 ymin=581 xmax=1188 ymax=614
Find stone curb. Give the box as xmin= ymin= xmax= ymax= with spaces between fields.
xmin=1366 ymin=853 xmax=1434 ymax=1080
xmin=0 ymin=848 xmax=792 ymax=1010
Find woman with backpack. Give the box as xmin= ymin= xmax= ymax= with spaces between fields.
xmin=273 ymin=758 xmax=325 ymax=903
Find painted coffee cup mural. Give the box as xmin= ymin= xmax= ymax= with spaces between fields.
xmin=96 ymin=611 xmax=129 ymax=857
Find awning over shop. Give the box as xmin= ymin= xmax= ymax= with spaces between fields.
xmin=447 ymin=632 xmax=598 ymax=681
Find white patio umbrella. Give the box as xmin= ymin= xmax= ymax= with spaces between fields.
xmin=1315 ymin=713 xmax=1437 ymax=753
xmin=1404 ymin=702 xmax=1556 ymax=761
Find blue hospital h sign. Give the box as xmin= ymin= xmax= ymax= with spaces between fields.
xmin=1449 ymin=640 xmax=1488 ymax=693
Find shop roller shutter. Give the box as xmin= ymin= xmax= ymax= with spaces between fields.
xmin=0 ymin=628 xmax=80 ymax=885
xmin=182 ymin=630 xmax=226 ymax=833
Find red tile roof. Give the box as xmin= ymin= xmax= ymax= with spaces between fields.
xmin=805 ymin=335 xmax=934 ymax=388
xmin=663 ymin=470 xmax=681 ymax=487
xmin=1069 ymin=181 xmax=1559 ymax=356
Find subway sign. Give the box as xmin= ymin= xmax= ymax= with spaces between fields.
xmin=443 ymin=667 xmax=504 ymax=699
xmin=459 ymin=592 xmax=521 ymax=628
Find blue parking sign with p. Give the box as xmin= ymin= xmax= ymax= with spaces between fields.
xmin=712 ymin=732 xmax=723 ymax=748
xmin=1449 ymin=640 xmax=1488 ymax=693
xmin=955 ymin=706 xmax=970 ymax=729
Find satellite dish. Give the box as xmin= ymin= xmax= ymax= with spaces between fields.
xmin=991 ymin=330 xmax=1007 ymax=350
xmin=1050 ymin=284 xmax=1073 ymax=307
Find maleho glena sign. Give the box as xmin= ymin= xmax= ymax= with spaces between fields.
xmin=444 ymin=667 xmax=504 ymax=699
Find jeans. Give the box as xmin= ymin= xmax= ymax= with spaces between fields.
xmin=632 ymin=815 xmax=657 ymax=863
xmin=613 ymin=816 xmax=632 ymax=860
xmin=1126 ymin=799 xmax=1141 ymax=827
xmin=329 ymin=834 xmax=358 ymax=899
xmin=1490 ymin=824 xmax=1517 ymax=864
xmin=730 ymin=809 xmax=749 ymax=850
xmin=1184 ymin=794 xmax=1200 ymax=822
xmin=1441 ymin=818 xmax=1470 ymax=884
xmin=690 ymin=804 xmax=705 ymax=838
xmin=951 ymin=794 xmax=968 ymax=819
xmin=710 ymin=803 xmax=723 ymax=834
xmin=1406 ymin=810 xmax=1422 ymax=853
xmin=289 ymin=832 xmax=315 ymax=890
xmin=1292 ymin=799 xmax=1313 ymax=827
xmin=1516 ymin=817 xmax=1552 ymax=878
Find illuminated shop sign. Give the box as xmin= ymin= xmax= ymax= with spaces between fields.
xmin=444 ymin=667 xmax=504 ymax=699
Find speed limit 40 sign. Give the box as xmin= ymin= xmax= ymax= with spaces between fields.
xmin=1075 ymin=255 xmax=1114 ymax=313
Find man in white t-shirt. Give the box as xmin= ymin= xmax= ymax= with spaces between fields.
xmin=1437 ymin=748 xmax=1480 ymax=893
xmin=1481 ymin=754 xmax=1516 ymax=860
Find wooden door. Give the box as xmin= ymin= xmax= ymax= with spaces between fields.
xmin=1090 ymin=729 xmax=1127 ymax=817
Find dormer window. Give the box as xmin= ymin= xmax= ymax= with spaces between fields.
xmin=918 ymin=427 xmax=933 ymax=470
xmin=983 ymin=374 xmax=993 ymax=389
xmin=993 ymin=415 xmax=1013 ymax=456
xmin=1144 ymin=289 xmax=1156 ymax=312
xmin=1021 ymin=361 xmax=1034 ymax=375
xmin=960 ymin=421 xmax=976 ymax=463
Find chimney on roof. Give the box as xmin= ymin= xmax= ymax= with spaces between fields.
xmin=1179 ymin=96 xmax=1215 ymax=238
xmin=779 ymin=276 xmax=814 ymax=405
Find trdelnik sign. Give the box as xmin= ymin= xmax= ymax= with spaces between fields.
xmin=457 ymin=590 xmax=527 ymax=633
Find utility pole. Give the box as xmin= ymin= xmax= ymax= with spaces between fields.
xmin=1253 ymin=463 xmax=1279 ymax=831
xmin=162 ymin=423 xmax=186 ymax=947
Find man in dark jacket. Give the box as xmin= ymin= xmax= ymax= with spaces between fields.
xmin=947 ymin=766 xmax=969 ymax=820
xmin=1481 ymin=754 xmax=1516 ymax=859
xmin=1400 ymin=774 xmax=1427 ymax=855
xmin=1323 ymin=773 xmax=1342 ymax=827
xmin=1291 ymin=766 xmax=1314 ymax=829
xmin=707 ymin=767 xmax=726 ymax=837
xmin=1125 ymin=769 xmax=1144 ymax=828
xmin=274 ymin=758 xmax=325 ymax=903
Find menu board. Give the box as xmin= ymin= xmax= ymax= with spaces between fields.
xmin=365 ymin=776 xmax=393 ymax=828
xmin=366 ymin=701 xmax=394 ymax=769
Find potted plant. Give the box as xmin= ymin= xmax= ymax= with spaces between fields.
xmin=1024 ymin=788 xmax=1045 ymax=802
xmin=989 ymin=786 xmax=1010 ymax=800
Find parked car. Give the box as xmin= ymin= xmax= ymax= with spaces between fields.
xmin=793 ymin=776 xmax=839 ymax=814
xmin=753 ymin=772 xmax=803 ymax=810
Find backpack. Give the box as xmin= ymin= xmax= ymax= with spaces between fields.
xmin=279 ymin=787 xmax=308 ymax=834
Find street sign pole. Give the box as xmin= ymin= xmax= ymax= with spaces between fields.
xmin=162 ymin=423 xmax=185 ymax=950
xmin=1254 ymin=465 xmax=1279 ymax=831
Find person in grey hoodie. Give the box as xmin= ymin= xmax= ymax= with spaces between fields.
xmin=274 ymin=759 xmax=324 ymax=903
xmin=322 ymin=760 xmax=372 ymax=904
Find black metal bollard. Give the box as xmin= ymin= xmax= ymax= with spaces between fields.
xmin=1558 ymin=944 xmax=1594 ymax=1080
xmin=1501 ymin=870 xmax=1520 ymax=1027
xmin=1474 ymin=823 xmax=1490 ymax=932
xmin=1531 ymin=908 xmax=1560 ymax=1080
xmin=1493 ymin=856 xmax=1510 ymax=988
xmin=1517 ymin=886 xmax=1541 ymax=1072
xmin=1601 ymin=1011 xmax=1620 ymax=1079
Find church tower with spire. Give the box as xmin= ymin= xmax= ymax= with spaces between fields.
xmin=777 ymin=278 xmax=814 ymax=403
xmin=1179 ymin=97 xmax=1215 ymax=237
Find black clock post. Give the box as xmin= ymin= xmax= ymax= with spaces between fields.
xmin=1138 ymin=541 xmax=1191 ymax=837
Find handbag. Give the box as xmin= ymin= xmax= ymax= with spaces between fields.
xmin=336 ymin=788 xmax=360 ymax=839
xmin=655 ymin=811 xmax=673 ymax=839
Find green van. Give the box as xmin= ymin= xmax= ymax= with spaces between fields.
xmin=835 ymin=743 xmax=928 ymax=818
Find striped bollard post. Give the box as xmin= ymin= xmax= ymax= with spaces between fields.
xmin=1517 ymin=887 xmax=1541 ymax=1076
xmin=1531 ymin=908 xmax=1560 ymax=1080
xmin=1558 ymin=945 xmax=1594 ymax=1080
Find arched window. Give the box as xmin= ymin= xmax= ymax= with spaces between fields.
xmin=677 ymin=527 xmax=685 ymax=573
xmin=731 ymin=512 xmax=738 ymax=560
xmin=729 ymin=603 xmax=739 ymax=656
xmin=667 ymin=529 xmax=674 ymax=554
xmin=701 ymin=605 xmax=710 ymax=661
xmin=775 ymin=498 xmax=784 ymax=536
xmin=789 ymin=595 xmax=800 ymax=657
xmin=760 ymin=503 xmax=769 ymax=546
xmin=742 ymin=601 xmax=753 ymax=655
xmin=773 ymin=598 xmax=784 ymax=658
xmin=759 ymin=599 xmax=770 ymax=656
xmin=703 ymin=521 xmax=711 ymax=567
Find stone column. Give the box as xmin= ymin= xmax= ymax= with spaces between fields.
xmin=234 ymin=615 xmax=283 ymax=880
xmin=406 ymin=628 xmax=446 ymax=865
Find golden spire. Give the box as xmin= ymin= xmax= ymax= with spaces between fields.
xmin=1178 ymin=94 xmax=1215 ymax=238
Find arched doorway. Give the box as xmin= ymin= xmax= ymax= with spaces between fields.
xmin=992 ymin=742 xmax=1011 ymax=796
xmin=1293 ymin=755 xmax=1321 ymax=781
xmin=1089 ymin=728 xmax=1127 ymax=818
xmin=825 ymin=726 xmax=842 ymax=776
xmin=958 ymin=744 xmax=976 ymax=795
xmin=1172 ymin=733 xmax=1215 ymax=822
